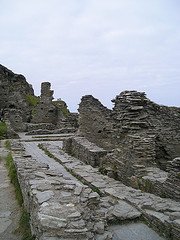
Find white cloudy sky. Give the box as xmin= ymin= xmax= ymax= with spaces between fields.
xmin=0 ymin=0 xmax=180 ymax=111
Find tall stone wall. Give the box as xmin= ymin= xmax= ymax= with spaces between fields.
xmin=78 ymin=95 xmax=114 ymax=149
xmin=0 ymin=64 xmax=34 ymax=124
xmin=78 ymin=91 xmax=180 ymax=187
xmin=112 ymin=90 xmax=180 ymax=169
xmin=31 ymin=82 xmax=58 ymax=124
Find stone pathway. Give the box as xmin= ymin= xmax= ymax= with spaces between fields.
xmin=0 ymin=143 xmax=21 ymax=240
xmin=109 ymin=223 xmax=164 ymax=240
xmin=12 ymin=134 xmax=169 ymax=240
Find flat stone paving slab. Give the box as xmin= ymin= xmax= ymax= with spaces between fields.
xmin=110 ymin=223 xmax=165 ymax=240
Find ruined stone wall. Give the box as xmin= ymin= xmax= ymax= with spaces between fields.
xmin=78 ymin=95 xmax=114 ymax=149
xmin=31 ymin=82 xmax=78 ymax=130
xmin=78 ymin=91 xmax=180 ymax=189
xmin=0 ymin=64 xmax=34 ymax=125
xmin=63 ymin=137 xmax=107 ymax=167
xmin=112 ymin=91 xmax=180 ymax=169
xmin=31 ymin=82 xmax=58 ymax=124
xmin=0 ymin=64 xmax=78 ymax=133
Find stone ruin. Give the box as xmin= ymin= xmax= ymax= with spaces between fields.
xmin=0 ymin=64 xmax=78 ymax=135
xmin=1 ymin=64 xmax=180 ymax=239
xmin=64 ymin=90 xmax=180 ymax=201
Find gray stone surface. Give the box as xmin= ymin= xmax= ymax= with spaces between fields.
xmin=44 ymin=140 xmax=180 ymax=240
xmin=7 ymin=134 xmax=179 ymax=239
xmin=111 ymin=200 xmax=141 ymax=220
xmin=0 ymin=144 xmax=22 ymax=240
xmin=63 ymin=137 xmax=107 ymax=167
xmin=110 ymin=223 xmax=164 ymax=240
xmin=11 ymin=139 xmax=107 ymax=239
xmin=36 ymin=190 xmax=54 ymax=204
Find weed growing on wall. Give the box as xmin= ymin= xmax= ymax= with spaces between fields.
xmin=0 ymin=121 xmax=7 ymax=139
xmin=5 ymin=152 xmax=35 ymax=240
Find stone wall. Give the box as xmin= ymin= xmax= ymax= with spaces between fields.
xmin=31 ymin=82 xmax=58 ymax=124
xmin=63 ymin=137 xmax=107 ymax=167
xmin=10 ymin=138 xmax=180 ymax=240
xmin=44 ymin=140 xmax=180 ymax=240
xmin=78 ymin=91 xmax=180 ymax=193
xmin=78 ymin=95 xmax=114 ymax=149
xmin=0 ymin=64 xmax=34 ymax=129
xmin=11 ymin=140 xmax=103 ymax=240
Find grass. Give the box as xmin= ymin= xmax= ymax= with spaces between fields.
xmin=4 ymin=139 xmax=11 ymax=150
xmin=6 ymin=153 xmax=23 ymax=205
xmin=0 ymin=121 xmax=7 ymax=139
xmin=18 ymin=209 xmax=35 ymax=240
xmin=26 ymin=94 xmax=40 ymax=107
xmin=177 ymin=172 xmax=180 ymax=179
xmin=5 ymin=152 xmax=35 ymax=240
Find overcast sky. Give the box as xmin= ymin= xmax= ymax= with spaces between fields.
xmin=0 ymin=0 xmax=180 ymax=111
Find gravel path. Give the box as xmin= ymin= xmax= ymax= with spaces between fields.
xmin=0 ymin=142 xmax=22 ymax=240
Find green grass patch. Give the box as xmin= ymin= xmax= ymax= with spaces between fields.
xmin=18 ymin=209 xmax=36 ymax=240
xmin=4 ymin=140 xmax=11 ymax=150
xmin=0 ymin=121 xmax=7 ymax=139
xmin=26 ymin=95 xmax=40 ymax=107
xmin=60 ymin=106 xmax=70 ymax=117
xmin=6 ymin=153 xmax=23 ymax=206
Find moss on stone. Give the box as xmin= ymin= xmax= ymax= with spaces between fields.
xmin=5 ymin=152 xmax=35 ymax=240
xmin=177 ymin=172 xmax=180 ymax=179
xmin=4 ymin=139 xmax=11 ymax=150
xmin=0 ymin=121 xmax=7 ymax=139
xmin=18 ymin=209 xmax=36 ymax=240
xmin=26 ymin=94 xmax=40 ymax=107
xmin=5 ymin=152 xmax=23 ymax=205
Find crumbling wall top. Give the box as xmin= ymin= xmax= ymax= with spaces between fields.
xmin=41 ymin=82 xmax=54 ymax=100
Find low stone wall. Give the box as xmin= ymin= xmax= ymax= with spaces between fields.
xmin=63 ymin=136 xmax=180 ymax=202
xmin=45 ymin=142 xmax=180 ymax=240
xmin=26 ymin=123 xmax=56 ymax=132
xmin=63 ymin=137 xmax=108 ymax=167
xmin=11 ymin=141 xmax=104 ymax=239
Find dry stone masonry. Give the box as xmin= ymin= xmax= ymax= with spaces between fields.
xmin=0 ymin=64 xmax=78 ymax=134
xmin=9 ymin=135 xmax=180 ymax=240
xmin=0 ymin=64 xmax=180 ymax=239
xmin=77 ymin=90 xmax=180 ymax=201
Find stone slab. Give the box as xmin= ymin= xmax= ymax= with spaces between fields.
xmin=110 ymin=223 xmax=165 ymax=240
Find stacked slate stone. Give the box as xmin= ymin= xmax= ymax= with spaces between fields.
xmin=63 ymin=137 xmax=107 ymax=167
xmin=111 ymin=91 xmax=152 ymax=134
xmin=163 ymin=157 xmax=180 ymax=201
xmin=77 ymin=90 xmax=180 ymax=198
xmin=109 ymin=91 xmax=157 ymax=184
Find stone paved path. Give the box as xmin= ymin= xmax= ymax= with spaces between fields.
xmin=110 ymin=223 xmax=164 ymax=240
xmin=0 ymin=143 xmax=21 ymax=240
xmin=21 ymin=141 xmax=78 ymax=182
xmin=18 ymin=134 xmax=167 ymax=240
